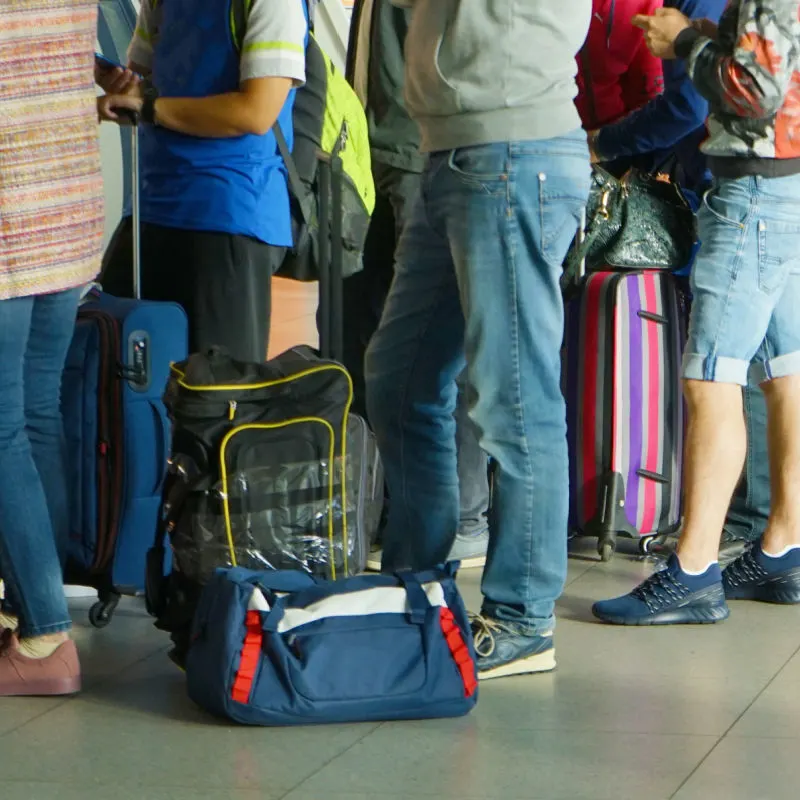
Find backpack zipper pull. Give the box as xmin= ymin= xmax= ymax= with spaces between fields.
xmin=228 ymin=400 xmax=237 ymax=421
xmin=332 ymin=121 xmax=349 ymax=158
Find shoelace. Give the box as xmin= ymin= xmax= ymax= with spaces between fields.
xmin=724 ymin=549 xmax=768 ymax=588
xmin=468 ymin=613 xmax=511 ymax=658
xmin=631 ymin=568 xmax=691 ymax=613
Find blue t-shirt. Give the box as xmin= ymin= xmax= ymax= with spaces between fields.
xmin=126 ymin=0 xmax=308 ymax=246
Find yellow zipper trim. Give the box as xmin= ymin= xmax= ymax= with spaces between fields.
xmin=219 ymin=418 xmax=343 ymax=578
xmin=173 ymin=358 xmax=355 ymax=577
xmin=170 ymin=362 xmax=352 ymax=394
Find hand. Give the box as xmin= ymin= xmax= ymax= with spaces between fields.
xmin=97 ymin=93 xmax=143 ymax=124
xmin=95 ymin=65 xmax=142 ymax=97
xmin=632 ymin=7 xmax=692 ymax=60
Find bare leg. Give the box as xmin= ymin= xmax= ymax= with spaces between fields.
xmin=760 ymin=375 xmax=800 ymax=553
xmin=676 ymin=380 xmax=747 ymax=572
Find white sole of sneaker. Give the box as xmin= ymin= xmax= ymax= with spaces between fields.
xmin=364 ymin=555 xmax=487 ymax=573
xmin=457 ymin=554 xmax=487 ymax=569
xmin=478 ymin=648 xmax=556 ymax=681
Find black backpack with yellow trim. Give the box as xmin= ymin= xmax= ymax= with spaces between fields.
xmin=232 ymin=0 xmax=375 ymax=281
xmin=145 ymin=346 xmax=384 ymax=665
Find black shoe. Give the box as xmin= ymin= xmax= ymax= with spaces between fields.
xmin=723 ymin=541 xmax=800 ymax=603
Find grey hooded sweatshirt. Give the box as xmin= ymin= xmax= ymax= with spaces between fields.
xmin=392 ymin=0 xmax=592 ymax=153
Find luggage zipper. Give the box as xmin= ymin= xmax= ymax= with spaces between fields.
xmin=218 ymin=418 xmax=344 ymax=577
xmin=78 ymin=309 xmax=125 ymax=574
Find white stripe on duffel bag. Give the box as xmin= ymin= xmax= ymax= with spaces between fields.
xmin=248 ymin=582 xmax=448 ymax=633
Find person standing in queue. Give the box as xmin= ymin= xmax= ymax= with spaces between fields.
xmin=97 ymin=0 xmax=309 ymax=362
xmin=365 ymin=0 xmax=592 ymax=679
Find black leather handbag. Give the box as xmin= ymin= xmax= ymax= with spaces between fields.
xmin=563 ymin=166 xmax=698 ymax=285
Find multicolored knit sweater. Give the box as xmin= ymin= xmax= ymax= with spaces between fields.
xmin=0 ymin=0 xmax=104 ymax=300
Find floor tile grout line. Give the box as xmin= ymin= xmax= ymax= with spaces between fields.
xmin=0 ymin=640 xmax=171 ymax=741
xmin=276 ymin=722 xmax=387 ymax=800
xmin=0 ymin=698 xmax=74 ymax=741
xmin=668 ymin=639 xmax=800 ymax=799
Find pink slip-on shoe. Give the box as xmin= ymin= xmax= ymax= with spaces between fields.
xmin=0 ymin=636 xmax=81 ymax=697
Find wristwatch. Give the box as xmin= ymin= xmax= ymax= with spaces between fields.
xmin=141 ymin=83 xmax=159 ymax=126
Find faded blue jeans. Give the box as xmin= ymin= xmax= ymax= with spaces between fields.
xmin=0 ymin=288 xmax=79 ymax=637
xmin=365 ymin=133 xmax=591 ymax=632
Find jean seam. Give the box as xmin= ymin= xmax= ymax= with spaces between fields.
xmin=506 ymin=172 xmax=535 ymax=607
xmin=394 ymin=192 xmax=457 ymax=563
xmin=19 ymin=621 xmax=73 ymax=638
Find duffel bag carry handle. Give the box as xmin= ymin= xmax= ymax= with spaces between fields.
xmin=395 ymin=570 xmax=432 ymax=624
xmin=259 ymin=570 xmax=435 ymax=632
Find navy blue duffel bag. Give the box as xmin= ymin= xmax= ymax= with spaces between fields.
xmin=185 ymin=563 xmax=479 ymax=725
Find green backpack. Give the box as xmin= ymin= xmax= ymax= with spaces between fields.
xmin=232 ymin=0 xmax=375 ymax=281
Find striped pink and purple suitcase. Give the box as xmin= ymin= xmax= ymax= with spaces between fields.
xmin=563 ymin=270 xmax=687 ymax=561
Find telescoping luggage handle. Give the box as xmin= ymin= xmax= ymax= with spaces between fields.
xmin=273 ymin=124 xmax=344 ymax=362
xmin=116 ymin=108 xmax=142 ymax=301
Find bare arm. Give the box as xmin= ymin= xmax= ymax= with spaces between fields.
xmin=152 ymin=78 xmax=292 ymax=138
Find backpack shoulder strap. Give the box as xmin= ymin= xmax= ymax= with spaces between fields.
xmin=230 ymin=0 xmax=251 ymax=54
xmin=273 ymin=122 xmax=314 ymax=224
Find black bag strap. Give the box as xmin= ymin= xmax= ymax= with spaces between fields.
xmin=272 ymin=122 xmax=315 ymax=225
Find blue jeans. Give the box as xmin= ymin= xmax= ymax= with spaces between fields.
xmin=455 ymin=370 xmax=490 ymax=538
xmin=365 ymin=134 xmax=591 ymax=632
xmin=0 ymin=289 xmax=79 ymax=637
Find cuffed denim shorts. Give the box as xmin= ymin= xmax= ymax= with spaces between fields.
xmin=684 ymin=174 xmax=800 ymax=386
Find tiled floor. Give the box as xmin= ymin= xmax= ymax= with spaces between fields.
xmin=3 ymin=280 xmax=799 ymax=799
xmin=4 ymin=545 xmax=800 ymax=800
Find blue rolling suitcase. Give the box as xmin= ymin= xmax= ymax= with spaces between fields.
xmin=62 ymin=121 xmax=188 ymax=627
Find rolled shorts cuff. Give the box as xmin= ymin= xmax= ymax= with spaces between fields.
xmin=681 ymin=353 xmax=749 ymax=385
xmin=749 ymin=350 xmax=800 ymax=385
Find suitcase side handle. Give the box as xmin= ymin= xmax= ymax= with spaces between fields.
xmin=636 ymin=468 xmax=670 ymax=485
xmin=637 ymin=309 xmax=668 ymax=325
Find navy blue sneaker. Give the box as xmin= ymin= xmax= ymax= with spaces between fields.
xmin=723 ymin=542 xmax=800 ymax=603
xmin=469 ymin=614 xmax=555 ymax=680
xmin=592 ymin=554 xmax=729 ymax=625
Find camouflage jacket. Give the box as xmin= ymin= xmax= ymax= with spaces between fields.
xmin=677 ymin=0 xmax=800 ymax=159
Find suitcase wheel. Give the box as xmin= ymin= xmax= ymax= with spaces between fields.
xmin=89 ymin=594 xmax=120 ymax=629
xmin=638 ymin=535 xmax=658 ymax=556
xmin=598 ymin=538 xmax=616 ymax=563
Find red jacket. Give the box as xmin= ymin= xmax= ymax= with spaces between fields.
xmin=575 ymin=0 xmax=665 ymax=130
